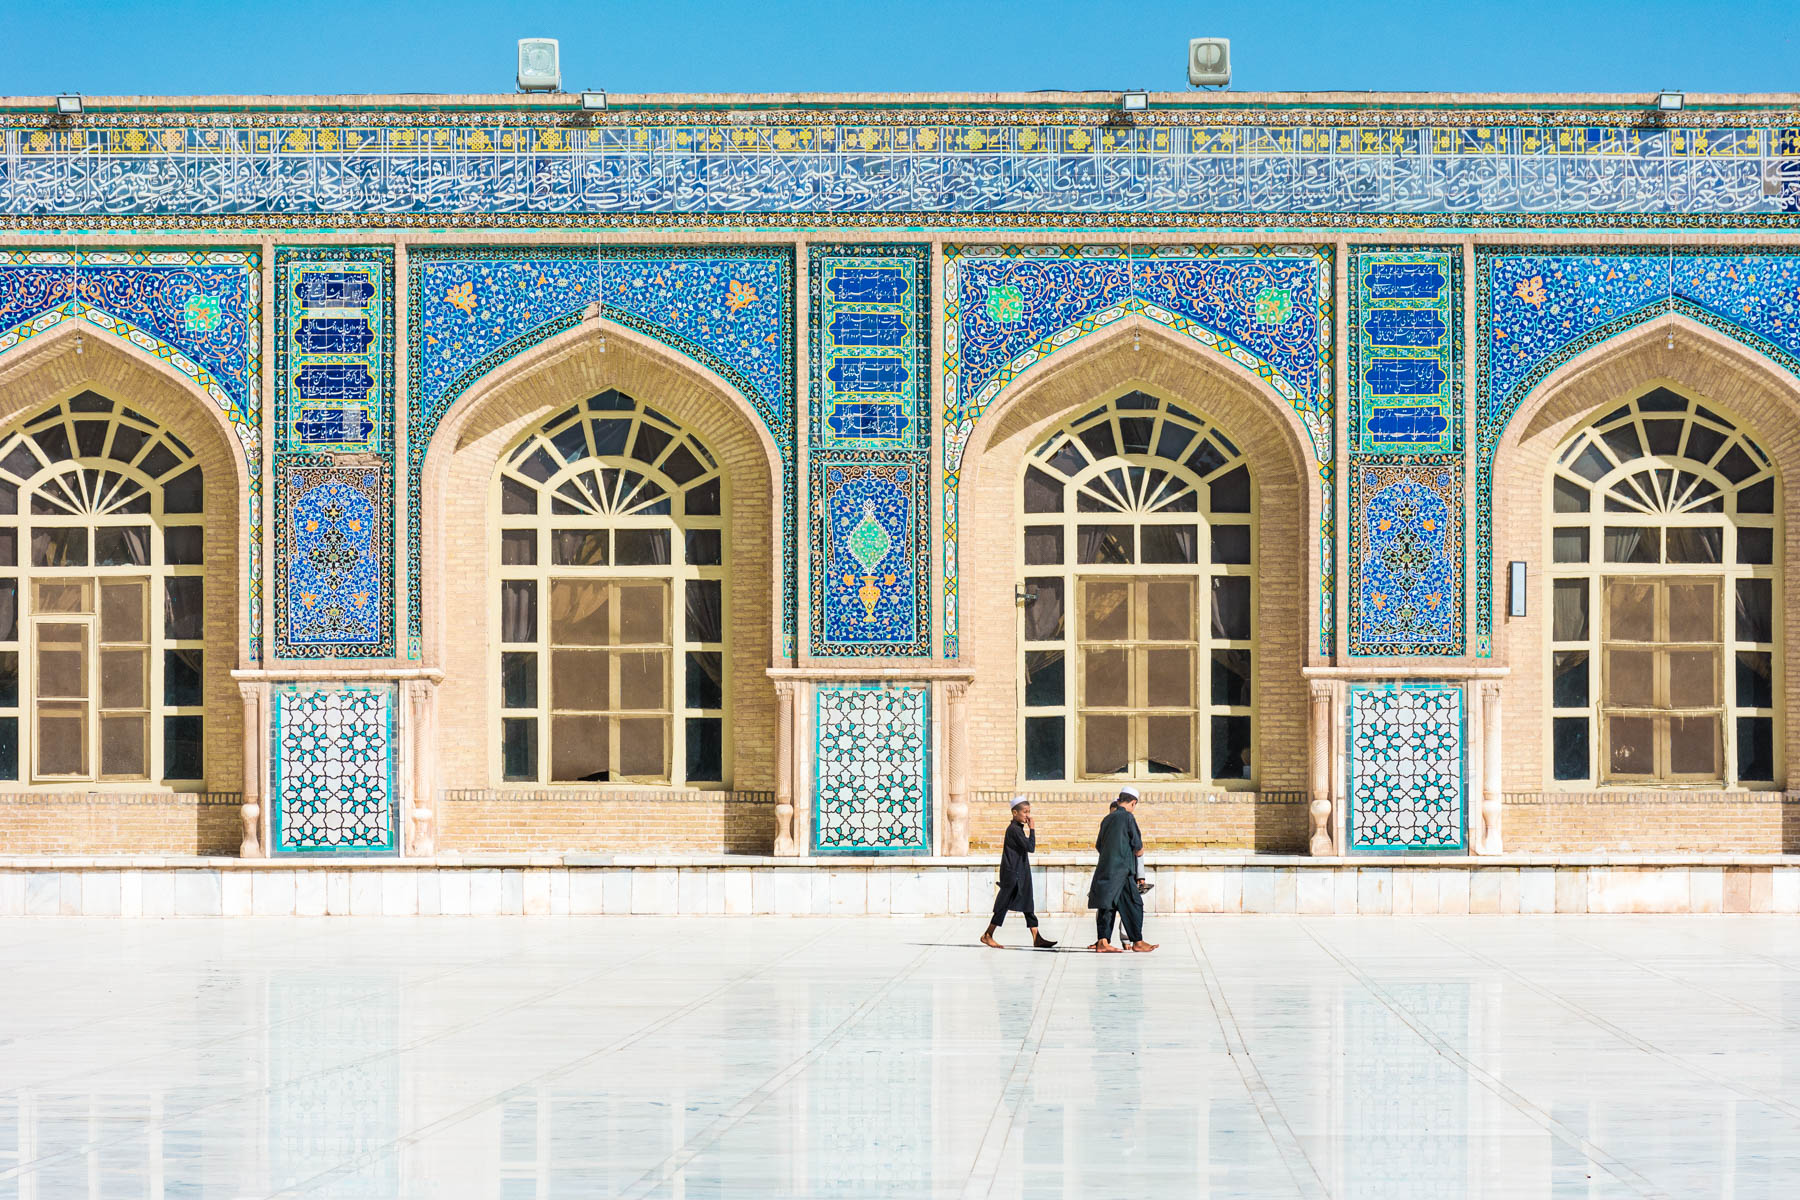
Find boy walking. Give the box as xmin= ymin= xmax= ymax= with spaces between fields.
xmin=981 ymin=798 xmax=1056 ymax=949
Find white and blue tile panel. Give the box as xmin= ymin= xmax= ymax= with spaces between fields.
xmin=270 ymin=684 xmax=399 ymax=855
xmin=812 ymin=684 xmax=931 ymax=855
xmin=1347 ymin=683 xmax=1466 ymax=853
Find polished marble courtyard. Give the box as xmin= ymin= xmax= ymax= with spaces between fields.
xmin=2 ymin=915 xmax=1798 ymax=1198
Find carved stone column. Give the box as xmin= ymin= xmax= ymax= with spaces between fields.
xmin=943 ymin=680 xmax=971 ymax=857
xmin=772 ymin=681 xmax=799 ymax=856
xmin=237 ymin=681 xmax=265 ymax=858
xmin=1478 ymin=680 xmax=1504 ymax=855
xmin=404 ymin=679 xmax=437 ymax=856
xmin=1307 ymin=681 xmax=1335 ymax=856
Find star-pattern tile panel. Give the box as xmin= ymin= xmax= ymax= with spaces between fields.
xmin=813 ymin=684 xmax=931 ymax=854
xmin=271 ymin=684 xmax=399 ymax=855
xmin=1348 ymin=683 xmax=1466 ymax=853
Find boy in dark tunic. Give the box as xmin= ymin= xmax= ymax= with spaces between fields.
xmin=981 ymin=798 xmax=1056 ymax=949
xmin=1088 ymin=787 xmax=1157 ymax=953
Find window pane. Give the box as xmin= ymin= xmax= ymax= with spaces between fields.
xmin=1603 ymin=527 xmax=1659 ymax=564
xmin=1552 ymin=528 xmax=1589 ymax=563
xmin=1666 ymin=649 xmax=1718 ymax=708
xmin=0 ymin=649 xmax=15 ymax=706
xmin=0 ymin=529 xmax=13 ymax=568
xmin=615 ymin=529 xmax=671 ymax=566
xmin=685 ymin=717 xmax=723 ymax=782
xmin=95 ymin=526 xmax=151 ymax=566
xmin=1211 ymin=649 xmax=1251 ymax=706
xmin=1023 ymin=467 xmax=1063 ymax=513
xmin=1737 ymin=477 xmax=1774 ymax=514
xmin=36 ymin=623 xmax=87 ymax=698
xmin=547 ymin=579 xmax=608 ymax=646
xmin=1553 ymin=476 xmax=1589 ymax=513
xmin=1602 ymin=579 xmax=1650 ymax=642
xmin=1210 ymin=525 xmax=1252 ymax=565
xmin=1552 ymin=717 xmax=1589 ymax=781
xmin=617 ymin=583 xmax=667 ymax=644
xmin=501 ymin=718 xmax=537 ymax=782
xmin=1146 ymin=580 xmax=1195 ymax=642
xmin=101 ymin=581 xmax=146 ymax=643
xmin=0 ymin=579 xmax=15 ymax=641
xmin=0 ymin=714 xmax=14 ymax=779
xmin=501 ymin=651 xmax=537 ymax=709
xmin=550 ymin=649 xmax=609 ymax=711
xmin=36 ymin=580 xmax=89 ymax=614
xmin=163 ymin=715 xmax=203 ymax=780
xmin=617 ymin=650 xmax=665 ymax=710
xmin=1141 ymin=525 xmax=1198 ymax=564
xmin=1736 ymin=527 xmax=1773 ymax=565
xmin=1024 ymin=649 xmax=1064 ymax=707
xmin=502 ymin=580 xmax=539 ymax=643
xmin=551 ymin=529 xmax=607 ymax=566
xmin=1604 ymin=649 xmax=1656 ymax=709
xmin=1736 ymin=651 xmax=1773 ymax=708
xmin=31 ymin=527 xmax=88 ymax=567
xmin=1666 ymin=581 xmax=1718 ymax=643
xmin=1081 ymin=580 xmax=1127 ymax=641
xmin=1735 ymin=579 xmax=1772 ymax=643
xmin=1022 ymin=578 xmax=1064 ymax=642
xmin=1664 ymin=527 xmax=1721 ymax=564
xmin=1025 ymin=716 xmax=1065 ymax=780
xmin=100 ymin=648 xmax=147 ymax=709
xmin=163 ymin=468 xmax=203 ymax=513
xmin=1606 ymin=715 xmax=1655 ymax=776
xmin=1209 ymin=465 xmax=1250 ymax=513
xmin=1081 ymin=714 xmax=1130 ymax=776
xmin=501 ymin=476 xmax=537 ymax=515
xmin=616 ymin=717 xmax=666 ymax=779
xmin=684 ymin=529 xmax=722 ymax=566
xmin=1552 ymin=650 xmax=1589 ymax=708
xmin=1211 ymin=715 xmax=1253 ymax=781
xmin=1145 ymin=648 xmax=1192 ymax=708
xmin=99 ymin=714 xmax=147 ymax=777
xmin=1082 ymin=648 xmax=1128 ymax=708
xmin=1146 ymin=715 xmax=1193 ymax=776
xmin=1023 ymin=527 xmax=1062 ymax=566
xmin=1211 ymin=576 xmax=1251 ymax=640
xmin=1738 ymin=716 xmax=1774 ymax=782
xmin=1076 ymin=525 xmax=1133 ymax=564
xmin=1668 ymin=715 xmax=1719 ymax=777
xmin=37 ymin=704 xmax=85 ymax=775
xmin=549 ymin=714 xmax=607 ymax=782
xmin=163 ymin=526 xmax=203 ymax=565
xmin=684 ymin=477 xmax=721 ymax=516
xmin=163 ymin=577 xmax=203 ymax=640
xmin=685 ymin=651 xmax=723 ymax=709
xmin=685 ymin=580 xmax=723 ymax=643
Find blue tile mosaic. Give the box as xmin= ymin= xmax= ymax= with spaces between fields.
xmin=813 ymin=683 xmax=930 ymax=855
xmin=809 ymin=246 xmax=929 ymax=449
xmin=271 ymin=684 xmax=398 ymax=855
xmin=274 ymin=248 xmax=393 ymax=454
xmin=406 ymin=246 xmax=796 ymax=660
xmin=0 ymin=249 xmax=265 ymax=659
xmin=1351 ymin=249 xmax=1460 ymax=456
xmin=5 ymin=117 xmax=1799 ymax=221
xmin=1348 ymin=460 xmax=1463 ymax=656
xmin=1347 ymin=683 xmax=1466 ymax=853
xmin=1474 ymin=247 xmax=1800 ymax=655
xmin=810 ymin=452 xmax=929 ymax=656
xmin=274 ymin=459 xmax=393 ymax=657
xmin=941 ymin=243 xmax=1333 ymax=658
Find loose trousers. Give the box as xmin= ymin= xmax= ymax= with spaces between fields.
xmin=1095 ymin=882 xmax=1144 ymax=944
xmin=992 ymin=887 xmax=1039 ymax=929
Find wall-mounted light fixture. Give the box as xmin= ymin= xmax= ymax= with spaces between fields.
xmin=579 ymin=91 xmax=607 ymax=112
xmin=1120 ymin=91 xmax=1149 ymax=113
xmin=1508 ymin=561 xmax=1528 ymax=618
xmin=1656 ymin=91 xmax=1684 ymax=113
xmin=55 ymin=94 xmax=83 ymax=115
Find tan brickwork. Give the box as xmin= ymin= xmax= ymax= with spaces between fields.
xmin=1504 ymin=791 xmax=1799 ymax=852
xmin=441 ymin=792 xmax=776 ymax=853
xmin=0 ymin=325 xmax=246 ymax=853
xmin=967 ymin=790 xmax=1309 ymax=854
xmin=419 ymin=323 xmax=781 ymax=851
xmin=1491 ymin=318 xmax=1800 ymax=793
xmin=955 ymin=319 xmax=1320 ymax=803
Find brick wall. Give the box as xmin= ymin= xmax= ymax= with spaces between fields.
xmin=1505 ymin=791 xmax=1799 ymax=853
xmin=441 ymin=790 xmax=777 ymax=853
xmin=968 ymin=789 xmax=1309 ymax=853
xmin=0 ymin=793 xmax=243 ymax=855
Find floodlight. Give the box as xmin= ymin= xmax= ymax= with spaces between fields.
xmin=1120 ymin=91 xmax=1148 ymax=112
xmin=580 ymin=91 xmax=607 ymax=111
xmin=55 ymin=94 xmax=82 ymax=115
xmin=1657 ymin=91 xmax=1684 ymax=112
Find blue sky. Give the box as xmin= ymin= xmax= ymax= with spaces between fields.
xmin=3 ymin=0 xmax=1795 ymax=97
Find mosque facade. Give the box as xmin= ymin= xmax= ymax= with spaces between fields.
xmin=0 ymin=89 xmax=1797 ymax=861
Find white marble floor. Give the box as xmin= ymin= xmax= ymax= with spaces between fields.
xmin=1 ymin=916 xmax=1798 ymax=1198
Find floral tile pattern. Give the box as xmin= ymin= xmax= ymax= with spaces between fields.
xmin=810 ymin=453 xmax=928 ymax=656
xmin=275 ymin=460 xmax=392 ymax=657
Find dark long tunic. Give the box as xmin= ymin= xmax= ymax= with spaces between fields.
xmin=1087 ymin=808 xmax=1143 ymax=910
xmin=996 ymin=821 xmax=1036 ymax=912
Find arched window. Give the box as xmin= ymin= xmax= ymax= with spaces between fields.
xmin=1018 ymin=391 xmax=1254 ymax=784
xmin=492 ymin=391 xmax=726 ymax=787
xmin=0 ymin=393 xmax=207 ymax=783
xmin=1547 ymin=387 xmax=1779 ymax=786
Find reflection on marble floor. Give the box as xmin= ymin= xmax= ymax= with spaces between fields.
xmin=1 ymin=916 xmax=1798 ymax=1198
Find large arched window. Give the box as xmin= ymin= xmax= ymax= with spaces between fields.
xmin=1547 ymin=387 xmax=1779 ymax=786
xmin=0 ymin=393 xmax=207 ymax=783
xmin=492 ymin=390 xmax=726 ymax=787
xmin=1018 ymin=391 xmax=1254 ymax=784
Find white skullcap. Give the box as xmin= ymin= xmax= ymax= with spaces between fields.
xmin=1119 ymin=786 xmax=1140 ymax=799
xmin=1010 ymin=796 xmax=1030 ymax=810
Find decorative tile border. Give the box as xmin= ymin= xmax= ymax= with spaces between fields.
xmin=812 ymin=683 xmax=931 ymax=855
xmin=1347 ymin=683 xmax=1467 ymax=853
xmin=941 ymin=243 xmax=1333 ymax=657
xmin=405 ymin=246 xmax=796 ymax=659
xmin=270 ymin=684 xmax=399 ymax=855
xmin=0 ymin=249 xmax=264 ymax=659
xmin=1474 ymin=246 xmax=1800 ymax=655
xmin=808 ymin=244 xmax=930 ymax=449
xmin=808 ymin=451 xmax=929 ymax=656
